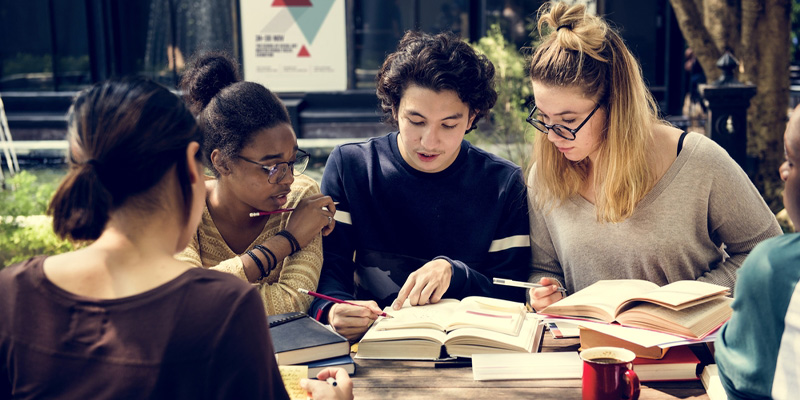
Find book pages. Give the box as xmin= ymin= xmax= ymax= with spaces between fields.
xmin=375 ymin=296 xmax=525 ymax=336
xmin=616 ymin=297 xmax=732 ymax=338
xmin=542 ymin=280 xmax=658 ymax=322
xmin=624 ymin=280 xmax=730 ymax=311
xmin=472 ymin=352 xmax=582 ymax=381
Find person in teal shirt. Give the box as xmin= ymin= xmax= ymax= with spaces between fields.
xmin=715 ymin=104 xmax=800 ymax=399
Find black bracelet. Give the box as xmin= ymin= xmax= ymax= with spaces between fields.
xmin=275 ymin=230 xmax=301 ymax=255
xmin=245 ymin=250 xmax=267 ymax=280
xmin=254 ymin=244 xmax=277 ymax=275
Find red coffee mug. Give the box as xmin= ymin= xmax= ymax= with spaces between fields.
xmin=580 ymin=347 xmax=640 ymax=400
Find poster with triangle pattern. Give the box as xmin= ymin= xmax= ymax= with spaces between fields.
xmin=241 ymin=0 xmax=346 ymax=92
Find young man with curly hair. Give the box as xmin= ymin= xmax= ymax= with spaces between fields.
xmin=307 ymin=31 xmax=531 ymax=341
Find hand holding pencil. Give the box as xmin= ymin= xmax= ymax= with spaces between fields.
xmin=525 ymin=277 xmax=567 ymax=312
xmin=299 ymin=367 xmax=353 ymax=400
xmin=298 ymin=289 xmax=388 ymax=342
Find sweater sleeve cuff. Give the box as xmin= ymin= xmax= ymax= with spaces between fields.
xmin=433 ymin=255 xmax=466 ymax=295
xmin=313 ymin=301 xmax=335 ymax=323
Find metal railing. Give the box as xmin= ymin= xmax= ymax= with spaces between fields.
xmin=0 ymin=94 xmax=21 ymax=187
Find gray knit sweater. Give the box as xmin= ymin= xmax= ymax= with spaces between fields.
xmin=528 ymin=132 xmax=782 ymax=295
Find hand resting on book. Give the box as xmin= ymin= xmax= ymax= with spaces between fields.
xmin=329 ymin=300 xmax=384 ymax=342
xmin=392 ymin=258 xmax=453 ymax=310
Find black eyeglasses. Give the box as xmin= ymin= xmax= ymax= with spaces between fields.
xmin=236 ymin=149 xmax=310 ymax=184
xmin=525 ymin=103 xmax=602 ymax=141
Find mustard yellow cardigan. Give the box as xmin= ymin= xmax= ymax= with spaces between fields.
xmin=176 ymin=174 xmax=322 ymax=315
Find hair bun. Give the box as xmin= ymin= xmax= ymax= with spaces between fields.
xmin=180 ymin=52 xmax=241 ymax=115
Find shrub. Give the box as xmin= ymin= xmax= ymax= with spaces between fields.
xmin=0 ymin=170 xmax=74 ymax=269
xmin=469 ymin=23 xmax=535 ymax=169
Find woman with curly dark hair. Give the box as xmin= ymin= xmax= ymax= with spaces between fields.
xmin=307 ymin=31 xmax=531 ymax=342
xmin=175 ymin=52 xmax=338 ymax=315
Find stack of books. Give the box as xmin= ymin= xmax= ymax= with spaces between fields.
xmin=539 ymin=279 xmax=733 ymax=339
xmin=533 ymin=279 xmax=733 ymax=383
xmin=355 ymin=296 xmax=544 ymax=360
xmin=267 ymin=312 xmax=355 ymax=378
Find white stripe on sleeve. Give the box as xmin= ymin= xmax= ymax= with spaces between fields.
xmin=488 ymin=235 xmax=530 ymax=252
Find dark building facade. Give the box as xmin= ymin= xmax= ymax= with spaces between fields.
xmin=0 ymin=0 xmax=689 ymax=140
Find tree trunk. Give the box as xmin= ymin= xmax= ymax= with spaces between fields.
xmin=668 ymin=0 xmax=721 ymax=81
xmin=670 ymin=0 xmax=791 ymax=211
xmin=704 ymin=0 xmax=739 ymax=54
xmin=743 ymin=0 xmax=791 ymax=211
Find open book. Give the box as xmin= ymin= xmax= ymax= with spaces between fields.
xmin=540 ymin=280 xmax=732 ymax=339
xmin=356 ymin=296 xmax=543 ymax=360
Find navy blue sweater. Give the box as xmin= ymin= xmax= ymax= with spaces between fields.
xmin=308 ymin=132 xmax=531 ymax=321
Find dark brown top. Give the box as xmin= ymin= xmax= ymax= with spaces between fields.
xmin=0 ymin=256 xmax=289 ymax=400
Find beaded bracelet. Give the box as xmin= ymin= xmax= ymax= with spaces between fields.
xmin=245 ymin=250 xmax=267 ymax=280
xmin=253 ymin=244 xmax=277 ymax=275
xmin=275 ymin=230 xmax=301 ymax=255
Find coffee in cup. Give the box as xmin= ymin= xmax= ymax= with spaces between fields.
xmin=580 ymin=346 xmax=640 ymax=400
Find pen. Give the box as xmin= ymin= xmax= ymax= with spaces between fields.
xmin=249 ymin=208 xmax=294 ymax=217
xmin=298 ymin=288 xmax=393 ymax=318
xmin=493 ymin=277 xmax=567 ymax=293
xmin=325 ymin=377 xmax=338 ymax=387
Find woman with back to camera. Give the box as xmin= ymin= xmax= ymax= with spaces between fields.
xmin=176 ymin=52 xmax=336 ymax=315
xmin=525 ymin=2 xmax=782 ymax=311
xmin=0 ymin=76 xmax=353 ymax=400
xmin=0 ymin=77 xmax=285 ymax=398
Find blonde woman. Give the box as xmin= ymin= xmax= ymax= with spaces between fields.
xmin=526 ymin=2 xmax=782 ymax=311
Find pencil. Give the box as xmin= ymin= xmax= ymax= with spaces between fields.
xmin=298 ymin=288 xmax=393 ymax=318
xmin=493 ymin=277 xmax=567 ymax=293
xmin=249 ymin=202 xmax=339 ymax=217
xmin=249 ymin=208 xmax=295 ymax=217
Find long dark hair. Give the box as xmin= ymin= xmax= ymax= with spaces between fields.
xmin=48 ymin=76 xmax=202 ymax=241
xmin=179 ymin=51 xmax=291 ymax=176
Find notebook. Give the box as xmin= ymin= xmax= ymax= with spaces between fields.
xmin=472 ymin=352 xmax=582 ymax=381
xmin=268 ymin=312 xmax=350 ymax=365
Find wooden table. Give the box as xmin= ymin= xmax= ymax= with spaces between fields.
xmin=350 ymin=335 xmax=709 ymax=399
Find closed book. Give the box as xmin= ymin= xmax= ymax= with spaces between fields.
xmin=579 ymin=326 xmax=669 ymax=359
xmin=268 ymin=312 xmax=350 ymax=365
xmin=632 ymin=345 xmax=701 ymax=382
xmin=304 ymin=354 xmax=356 ymax=378
xmin=700 ymin=364 xmax=729 ymax=400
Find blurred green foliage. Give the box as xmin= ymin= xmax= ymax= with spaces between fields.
xmin=469 ymin=24 xmax=535 ymax=170
xmin=0 ymin=170 xmax=74 ymax=269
